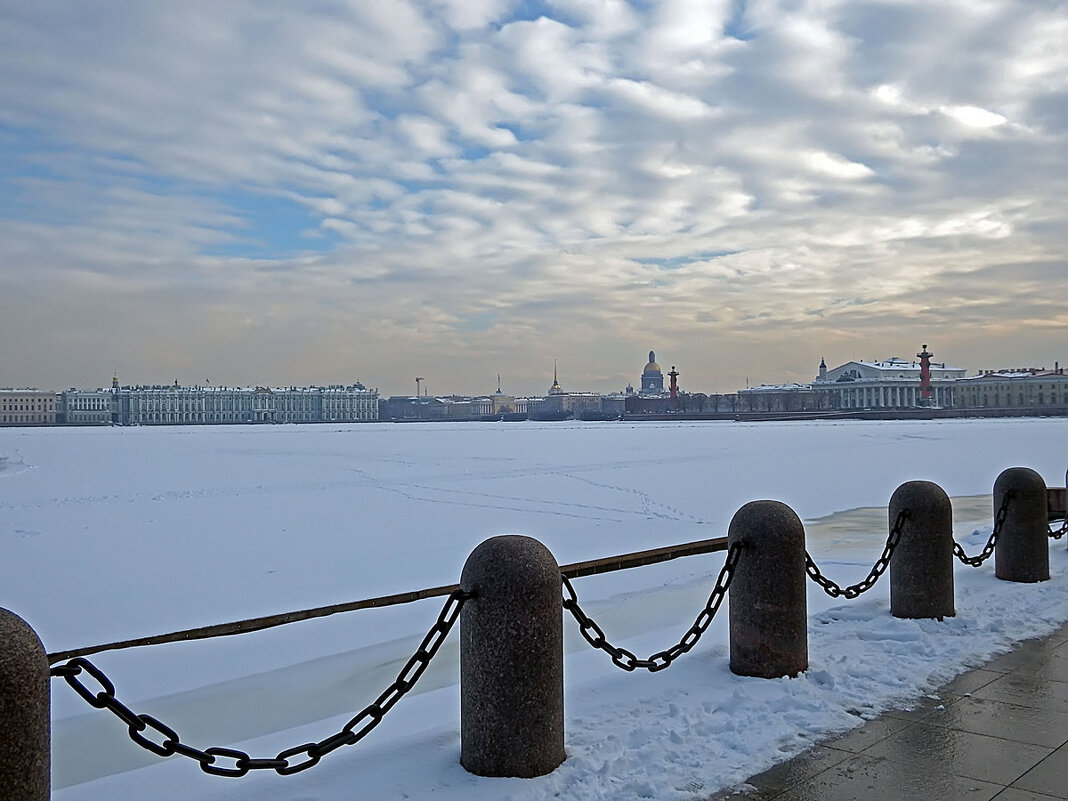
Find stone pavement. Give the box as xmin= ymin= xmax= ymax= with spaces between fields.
xmin=713 ymin=620 xmax=1068 ymax=801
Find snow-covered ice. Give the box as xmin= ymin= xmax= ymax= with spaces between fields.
xmin=1 ymin=418 xmax=1066 ymax=799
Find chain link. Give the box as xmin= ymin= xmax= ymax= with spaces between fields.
xmin=50 ymin=588 xmax=472 ymax=778
xmin=953 ymin=491 xmax=1014 ymax=566
xmin=806 ymin=509 xmax=910 ymax=599
xmin=562 ymin=541 xmax=743 ymax=671
xmin=1049 ymin=517 xmax=1067 ymax=540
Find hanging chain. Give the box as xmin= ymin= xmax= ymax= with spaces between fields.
xmin=805 ymin=509 xmax=910 ymax=599
xmin=50 ymin=588 xmax=472 ymax=778
xmin=953 ymin=491 xmax=1015 ymax=566
xmin=562 ymin=541 xmax=743 ymax=672
xmin=1049 ymin=516 xmax=1067 ymax=540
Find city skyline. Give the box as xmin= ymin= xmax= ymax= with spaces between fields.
xmin=2 ymin=2 xmax=1065 ymax=396
xmin=4 ymin=345 xmax=1062 ymax=401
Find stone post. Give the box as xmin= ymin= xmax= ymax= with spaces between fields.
xmin=0 ymin=608 xmax=50 ymax=801
xmin=728 ymin=501 xmax=808 ymax=678
xmin=459 ymin=535 xmax=565 ymax=777
xmin=994 ymin=467 xmax=1049 ymax=583
xmin=889 ymin=481 xmax=955 ymax=619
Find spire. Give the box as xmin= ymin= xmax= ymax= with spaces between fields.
xmin=496 ymin=373 xmax=502 ymax=394
xmin=549 ymin=359 xmax=563 ymax=395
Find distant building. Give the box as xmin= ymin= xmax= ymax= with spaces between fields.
xmin=522 ymin=362 xmax=622 ymax=419
xmin=382 ymin=378 xmax=529 ymax=421
xmin=531 ymin=391 xmax=605 ymax=419
xmin=812 ymin=352 xmax=965 ymax=409
xmin=0 ymin=389 xmax=58 ymax=426
xmin=737 ymin=383 xmax=817 ymax=412
xmin=60 ymin=387 xmax=112 ymax=424
xmin=954 ymin=366 xmax=1068 ymax=411
xmin=57 ymin=381 xmax=379 ymax=426
xmin=640 ymin=351 xmax=665 ymax=394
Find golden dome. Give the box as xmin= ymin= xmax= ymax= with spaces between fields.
xmin=643 ymin=350 xmax=662 ymax=375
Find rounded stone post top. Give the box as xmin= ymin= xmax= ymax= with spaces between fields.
xmin=460 ymin=534 xmax=561 ymax=592
xmin=0 ymin=608 xmax=47 ymax=669
xmin=890 ymin=480 xmax=951 ymax=518
xmin=994 ymin=466 xmax=1046 ymax=499
xmin=727 ymin=500 xmax=805 ymax=548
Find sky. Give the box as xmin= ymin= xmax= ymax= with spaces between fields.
xmin=1 ymin=0 xmax=1065 ymax=397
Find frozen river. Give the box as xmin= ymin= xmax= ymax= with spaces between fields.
xmin=2 ymin=417 xmax=1066 ymax=799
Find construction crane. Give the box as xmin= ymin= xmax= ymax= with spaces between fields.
xmin=415 ymin=377 xmax=425 ymax=397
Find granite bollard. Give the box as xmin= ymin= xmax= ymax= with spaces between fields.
xmin=0 ymin=608 xmax=50 ymax=801
xmin=728 ymin=501 xmax=808 ymax=678
xmin=459 ymin=535 xmax=565 ymax=777
xmin=889 ymin=481 xmax=955 ymax=620
xmin=994 ymin=467 xmax=1050 ymax=583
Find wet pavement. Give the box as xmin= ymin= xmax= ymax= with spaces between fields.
xmin=713 ymin=620 xmax=1068 ymax=801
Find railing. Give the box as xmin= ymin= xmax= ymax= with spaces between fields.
xmin=1 ymin=466 xmax=1065 ymax=798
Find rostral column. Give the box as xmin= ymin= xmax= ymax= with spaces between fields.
xmin=917 ymin=344 xmax=933 ymax=403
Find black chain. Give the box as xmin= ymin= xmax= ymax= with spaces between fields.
xmin=953 ymin=491 xmax=1014 ymax=566
xmin=50 ymin=588 xmax=472 ymax=778
xmin=806 ymin=509 xmax=910 ymax=599
xmin=1049 ymin=517 xmax=1067 ymax=540
xmin=562 ymin=541 xmax=743 ymax=671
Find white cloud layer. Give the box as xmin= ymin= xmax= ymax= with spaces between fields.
xmin=0 ymin=0 xmax=1065 ymax=395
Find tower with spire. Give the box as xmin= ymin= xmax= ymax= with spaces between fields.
xmin=548 ymin=360 xmax=564 ymax=395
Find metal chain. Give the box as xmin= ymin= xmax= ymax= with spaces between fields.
xmin=50 ymin=588 xmax=472 ymax=778
xmin=1049 ymin=517 xmax=1067 ymax=540
xmin=953 ymin=491 xmax=1014 ymax=566
xmin=806 ymin=509 xmax=910 ymax=599
xmin=562 ymin=541 xmax=743 ymax=672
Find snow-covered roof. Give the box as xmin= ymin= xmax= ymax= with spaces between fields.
xmin=957 ymin=369 xmax=1068 ymax=382
xmin=739 ymin=383 xmax=810 ymax=393
xmin=849 ymin=357 xmax=964 ymax=372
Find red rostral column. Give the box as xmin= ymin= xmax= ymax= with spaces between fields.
xmin=917 ymin=344 xmax=933 ymax=402
xmin=668 ymin=365 xmax=679 ymax=400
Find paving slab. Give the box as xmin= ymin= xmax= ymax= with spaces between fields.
xmin=1010 ymin=743 xmax=1068 ymax=797
xmin=713 ymin=620 xmax=1068 ymax=801
xmin=862 ymin=722 xmax=1053 ymax=786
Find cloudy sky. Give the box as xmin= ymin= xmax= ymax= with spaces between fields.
xmin=2 ymin=0 xmax=1065 ymax=397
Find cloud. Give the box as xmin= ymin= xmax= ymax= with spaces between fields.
xmin=940 ymin=105 xmax=1008 ymax=129
xmin=801 ymin=150 xmax=876 ymax=180
xmin=0 ymin=0 xmax=1065 ymax=395
xmin=605 ymin=78 xmax=719 ymax=120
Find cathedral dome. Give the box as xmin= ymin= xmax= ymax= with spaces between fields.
xmin=643 ymin=351 xmax=662 ymax=375
xmin=640 ymin=350 xmax=665 ymax=394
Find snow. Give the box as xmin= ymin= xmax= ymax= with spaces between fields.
xmin=1 ymin=418 xmax=1066 ymax=800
